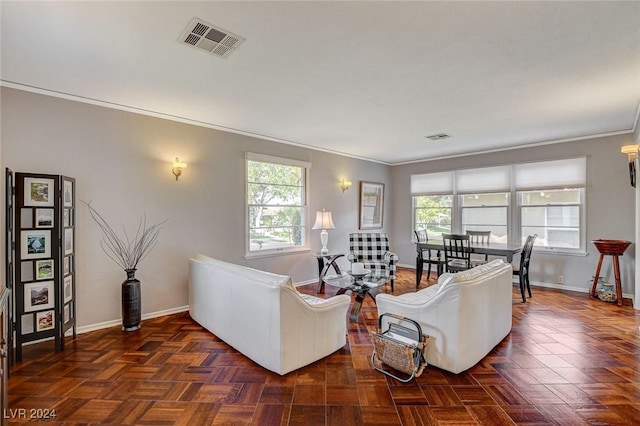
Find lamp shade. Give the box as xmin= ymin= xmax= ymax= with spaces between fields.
xmin=312 ymin=210 xmax=335 ymax=230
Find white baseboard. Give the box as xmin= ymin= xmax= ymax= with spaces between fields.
xmin=75 ymin=305 xmax=190 ymax=335
xmin=398 ymin=263 xmax=633 ymax=299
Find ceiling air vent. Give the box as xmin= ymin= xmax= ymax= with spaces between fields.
xmin=179 ymin=18 xmax=245 ymax=58
xmin=425 ymin=133 xmax=451 ymax=141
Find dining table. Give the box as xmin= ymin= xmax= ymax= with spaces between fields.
xmin=416 ymin=239 xmax=522 ymax=285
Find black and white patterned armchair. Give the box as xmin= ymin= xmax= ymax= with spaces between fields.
xmin=348 ymin=233 xmax=399 ymax=291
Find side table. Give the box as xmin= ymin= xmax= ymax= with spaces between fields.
xmin=315 ymin=252 xmax=344 ymax=293
xmin=324 ymin=271 xmax=386 ymax=322
xmin=589 ymin=239 xmax=631 ymax=306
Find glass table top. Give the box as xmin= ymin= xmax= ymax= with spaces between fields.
xmin=324 ymin=272 xmax=386 ymax=291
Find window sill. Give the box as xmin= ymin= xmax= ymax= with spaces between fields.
xmin=534 ymin=248 xmax=587 ymax=257
xmin=245 ymin=247 xmax=311 ymax=260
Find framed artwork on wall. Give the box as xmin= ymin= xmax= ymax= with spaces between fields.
xmin=63 ymin=209 xmax=71 ymax=227
xmin=35 ymin=259 xmax=54 ymax=280
xmin=64 ymin=276 xmax=73 ymax=303
xmin=63 ymin=180 xmax=73 ymax=207
xmin=36 ymin=310 xmax=55 ymax=332
xmin=35 ymin=208 xmax=54 ymax=228
xmin=20 ymin=230 xmax=51 ymax=259
xmin=64 ymin=228 xmax=73 ymax=255
xmin=24 ymin=177 xmax=55 ymax=207
xmin=24 ymin=281 xmax=55 ymax=312
xmin=359 ymin=181 xmax=385 ymax=230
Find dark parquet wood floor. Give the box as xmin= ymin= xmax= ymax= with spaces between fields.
xmin=8 ymin=268 xmax=640 ymax=425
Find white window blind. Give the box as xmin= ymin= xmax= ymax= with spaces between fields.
xmin=515 ymin=158 xmax=586 ymax=190
xmin=411 ymin=171 xmax=453 ymax=195
xmin=455 ymin=166 xmax=511 ymax=193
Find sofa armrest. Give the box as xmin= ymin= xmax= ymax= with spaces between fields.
xmin=299 ymin=293 xmax=351 ymax=310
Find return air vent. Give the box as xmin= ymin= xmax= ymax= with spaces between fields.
xmin=425 ymin=133 xmax=451 ymax=141
xmin=179 ymin=18 xmax=245 ymax=58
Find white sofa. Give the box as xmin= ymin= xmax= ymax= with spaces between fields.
xmin=188 ymin=254 xmax=351 ymax=375
xmin=376 ymin=259 xmax=513 ymax=374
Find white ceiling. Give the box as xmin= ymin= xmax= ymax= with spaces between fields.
xmin=2 ymin=1 xmax=639 ymax=164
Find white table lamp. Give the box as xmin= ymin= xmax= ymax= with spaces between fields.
xmin=312 ymin=210 xmax=336 ymax=254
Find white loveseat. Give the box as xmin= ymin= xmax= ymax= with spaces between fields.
xmin=189 ymin=254 xmax=351 ymax=375
xmin=376 ymin=259 xmax=513 ymax=374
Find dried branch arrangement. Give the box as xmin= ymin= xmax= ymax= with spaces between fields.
xmin=84 ymin=201 xmax=167 ymax=271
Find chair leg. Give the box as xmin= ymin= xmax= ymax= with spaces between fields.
xmin=390 ymin=279 xmax=394 ymax=292
xmin=519 ymin=272 xmax=526 ymax=303
xmin=427 ymin=262 xmax=432 ymax=280
xmin=526 ymin=273 xmax=532 ymax=298
xmin=416 ymin=256 xmax=423 ymax=287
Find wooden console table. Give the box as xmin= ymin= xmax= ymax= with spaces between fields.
xmin=589 ymin=239 xmax=631 ymax=307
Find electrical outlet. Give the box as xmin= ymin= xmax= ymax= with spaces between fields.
xmin=557 ymin=275 xmax=564 ymax=284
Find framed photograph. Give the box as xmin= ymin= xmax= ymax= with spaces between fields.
xmin=36 ymin=310 xmax=55 ymax=332
xmin=63 ymin=180 xmax=73 ymax=207
xmin=359 ymin=181 xmax=385 ymax=229
xmin=24 ymin=177 xmax=55 ymax=207
xmin=65 ymin=228 xmax=73 ymax=255
xmin=35 ymin=208 xmax=54 ymax=228
xmin=63 ymin=209 xmax=71 ymax=227
xmin=24 ymin=281 xmax=54 ymax=312
xmin=64 ymin=276 xmax=73 ymax=303
xmin=64 ymin=304 xmax=70 ymax=324
xmin=64 ymin=256 xmax=70 ymax=275
xmin=21 ymin=230 xmax=51 ymax=259
xmin=35 ymin=259 xmax=54 ymax=280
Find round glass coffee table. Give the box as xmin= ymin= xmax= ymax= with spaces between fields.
xmin=325 ymin=270 xmax=387 ymax=322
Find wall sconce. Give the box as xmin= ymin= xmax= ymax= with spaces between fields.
xmin=340 ymin=179 xmax=352 ymax=193
xmin=621 ymin=145 xmax=639 ymax=188
xmin=172 ymin=157 xmax=188 ymax=181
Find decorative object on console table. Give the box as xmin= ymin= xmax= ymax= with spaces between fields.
xmin=84 ymin=201 xmax=166 ymax=331
xmin=312 ymin=209 xmax=335 ymax=255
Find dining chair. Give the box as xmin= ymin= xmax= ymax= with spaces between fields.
xmin=414 ymin=230 xmax=445 ymax=286
xmin=441 ymin=233 xmax=472 ymax=273
xmin=512 ymin=234 xmax=537 ymax=302
xmin=466 ymin=230 xmax=491 ymax=266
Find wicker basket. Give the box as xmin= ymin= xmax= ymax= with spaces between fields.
xmin=370 ymin=313 xmax=429 ymax=382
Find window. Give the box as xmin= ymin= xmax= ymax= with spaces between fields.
xmin=246 ymin=153 xmax=309 ymax=256
xmin=520 ymin=189 xmax=583 ymax=249
xmin=461 ymin=193 xmax=509 ymax=242
xmin=413 ymin=195 xmax=453 ymax=237
xmin=411 ymin=158 xmax=586 ymax=253
xmin=515 ymin=158 xmax=586 ymax=252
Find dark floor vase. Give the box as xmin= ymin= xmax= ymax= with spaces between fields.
xmin=122 ymin=269 xmax=141 ymax=331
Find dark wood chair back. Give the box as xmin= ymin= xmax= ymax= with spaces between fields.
xmin=513 ymin=234 xmax=537 ymax=302
xmin=414 ymin=230 xmax=445 ymax=285
xmin=442 ymin=233 xmax=471 ymax=272
xmin=466 ymin=230 xmax=491 ymax=262
xmin=466 ymin=230 xmax=491 ymax=244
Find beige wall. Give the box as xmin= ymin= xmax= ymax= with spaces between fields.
xmin=1 ymin=86 xmax=638 ymax=329
xmin=390 ymin=135 xmax=637 ymax=297
xmin=0 ymin=87 xmax=391 ymax=328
